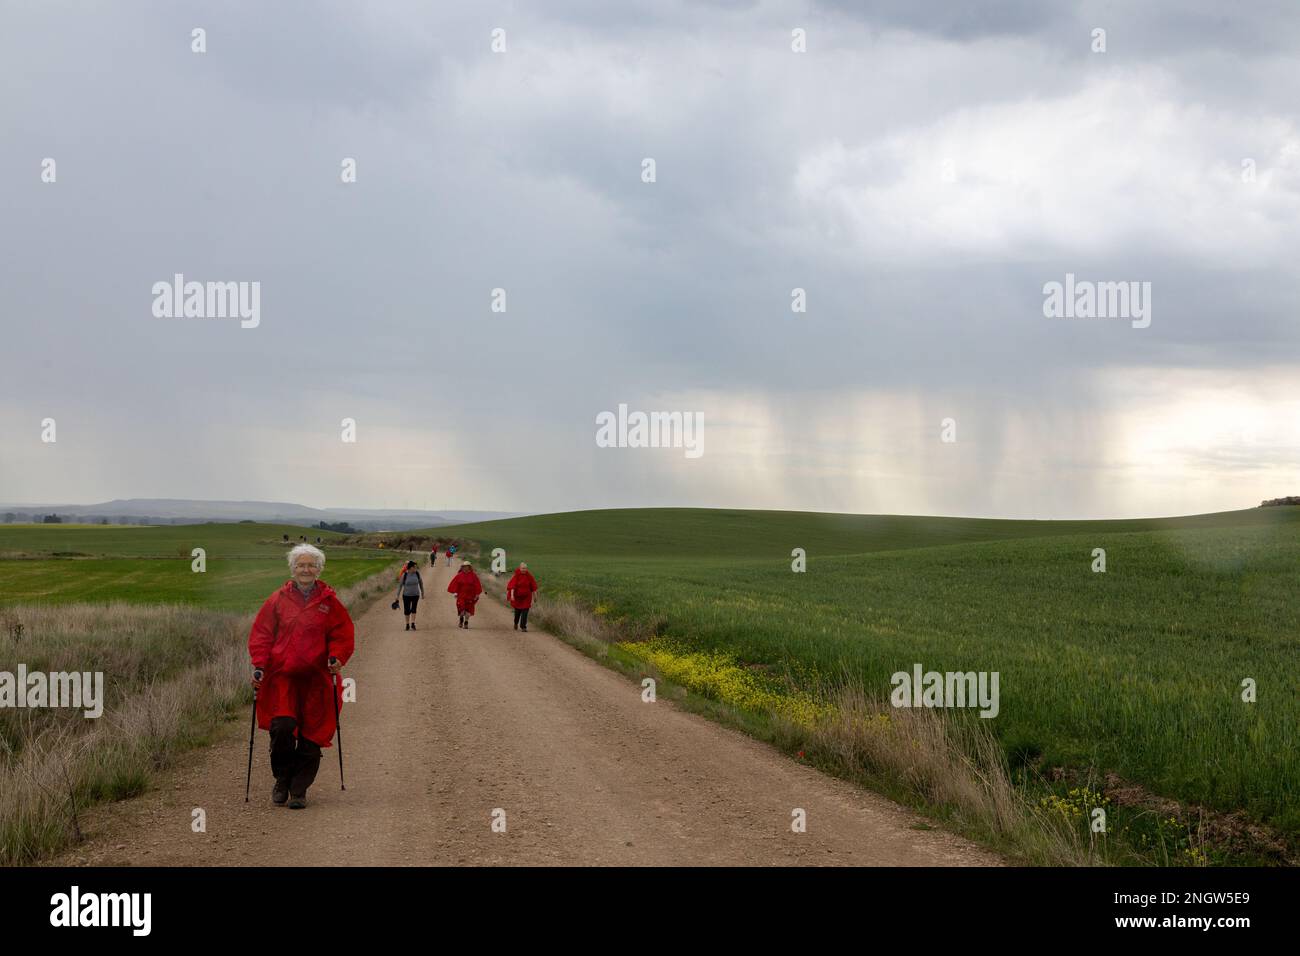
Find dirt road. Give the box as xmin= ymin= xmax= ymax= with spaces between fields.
xmin=51 ymin=561 xmax=1000 ymax=866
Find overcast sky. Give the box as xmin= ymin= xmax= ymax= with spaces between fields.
xmin=2 ymin=0 xmax=1297 ymax=519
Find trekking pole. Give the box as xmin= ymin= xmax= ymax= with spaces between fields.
xmin=244 ymin=686 xmax=258 ymax=802
xmin=331 ymin=665 xmax=345 ymax=790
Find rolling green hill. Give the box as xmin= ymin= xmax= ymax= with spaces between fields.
xmin=444 ymin=505 xmax=1300 ymax=559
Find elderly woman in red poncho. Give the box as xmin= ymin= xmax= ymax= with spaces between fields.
xmin=248 ymin=543 xmax=355 ymax=809
xmin=447 ymin=559 xmax=483 ymax=630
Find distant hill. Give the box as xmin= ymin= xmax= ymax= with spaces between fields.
xmin=444 ymin=505 xmax=1300 ymax=558
xmin=0 ymin=499 xmax=520 ymax=531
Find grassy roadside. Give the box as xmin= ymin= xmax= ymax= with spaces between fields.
xmin=469 ymin=544 xmax=1295 ymax=867
xmin=0 ymin=559 xmax=404 ymax=865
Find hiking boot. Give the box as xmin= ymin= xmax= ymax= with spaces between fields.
xmin=520 ymin=626 xmax=527 ymax=632
xmin=405 ymin=622 xmax=410 ymax=631
xmin=272 ymin=781 xmax=289 ymax=805
xmin=411 ymin=622 xmax=416 ymax=630
xmin=288 ymin=793 xmax=308 ymax=810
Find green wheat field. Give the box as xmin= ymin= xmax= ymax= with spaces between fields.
xmin=2 ymin=508 xmax=1296 ymax=863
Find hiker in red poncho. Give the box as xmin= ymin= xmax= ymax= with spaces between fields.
xmin=506 ymin=562 xmax=538 ymax=632
xmin=447 ymin=559 xmax=483 ymax=629
xmin=248 ymin=544 xmax=355 ymax=809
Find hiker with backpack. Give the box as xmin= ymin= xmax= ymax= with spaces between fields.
xmin=506 ymin=563 xmax=538 ymax=632
xmin=248 ymin=544 xmax=354 ymax=810
xmin=446 ymin=559 xmax=483 ymax=629
xmin=396 ymin=559 xmax=425 ymax=630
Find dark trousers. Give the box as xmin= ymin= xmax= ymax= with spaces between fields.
xmin=269 ymin=716 xmax=322 ymax=796
xmin=513 ymin=607 xmax=530 ymax=629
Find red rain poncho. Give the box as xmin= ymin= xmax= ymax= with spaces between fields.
xmin=506 ymin=569 xmax=538 ymax=609
xmin=248 ymin=580 xmax=355 ymax=746
xmin=446 ymin=567 xmax=484 ymax=615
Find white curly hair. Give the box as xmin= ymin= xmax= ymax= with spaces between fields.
xmin=287 ymin=543 xmax=326 ymax=570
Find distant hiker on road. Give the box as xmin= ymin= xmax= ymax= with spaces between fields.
xmin=248 ymin=544 xmax=354 ymax=810
xmin=445 ymin=543 xmax=458 ymax=566
xmin=397 ymin=560 xmax=425 ymax=631
xmin=429 ymin=546 xmax=438 ymax=566
xmin=506 ymin=563 xmax=538 ymax=632
xmin=447 ymin=559 xmax=483 ymax=629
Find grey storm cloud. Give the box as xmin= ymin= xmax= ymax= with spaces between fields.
xmin=815 ymin=0 xmax=1300 ymax=54
xmin=1 ymin=0 xmax=1297 ymax=518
